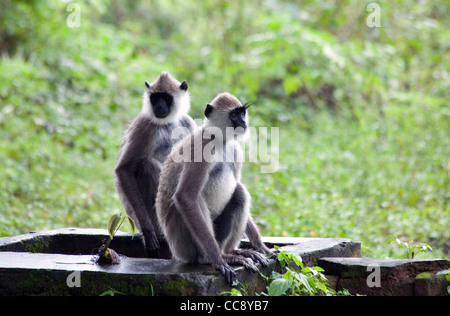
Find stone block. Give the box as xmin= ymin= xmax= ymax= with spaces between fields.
xmin=0 ymin=228 xmax=361 ymax=296
xmin=414 ymin=272 xmax=449 ymax=296
xmin=318 ymin=257 xmax=450 ymax=296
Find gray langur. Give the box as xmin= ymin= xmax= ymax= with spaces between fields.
xmin=114 ymin=72 xmax=196 ymax=257
xmin=156 ymin=92 xmax=270 ymax=283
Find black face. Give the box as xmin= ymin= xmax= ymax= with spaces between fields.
xmin=150 ymin=92 xmax=173 ymax=118
xmin=229 ymin=107 xmax=247 ymax=130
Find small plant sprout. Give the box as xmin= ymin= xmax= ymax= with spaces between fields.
xmin=107 ymin=212 xmax=136 ymax=240
xmin=96 ymin=213 xmax=135 ymax=264
xmin=386 ymin=235 xmax=432 ymax=259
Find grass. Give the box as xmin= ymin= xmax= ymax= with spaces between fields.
xmin=1 ymin=94 xmax=448 ymax=259
xmin=246 ymin=103 xmax=449 ymax=259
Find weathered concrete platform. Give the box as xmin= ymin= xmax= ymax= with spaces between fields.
xmin=318 ymin=257 xmax=450 ymax=296
xmin=0 ymin=228 xmax=361 ymax=296
xmin=0 ymin=228 xmax=151 ymax=258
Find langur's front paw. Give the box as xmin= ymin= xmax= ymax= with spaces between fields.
xmin=213 ymin=259 xmax=236 ymax=284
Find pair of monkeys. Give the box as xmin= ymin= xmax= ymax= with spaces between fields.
xmin=114 ymin=72 xmax=270 ymax=283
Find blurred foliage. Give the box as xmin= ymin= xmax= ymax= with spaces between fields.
xmin=0 ymin=0 xmax=449 ymax=258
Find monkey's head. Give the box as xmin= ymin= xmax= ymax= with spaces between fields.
xmin=142 ymin=72 xmax=190 ymax=125
xmin=204 ymin=93 xmax=250 ymax=141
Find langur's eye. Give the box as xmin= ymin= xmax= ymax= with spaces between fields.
xmin=241 ymin=112 xmax=245 ymax=118
xmin=231 ymin=112 xmax=237 ymax=118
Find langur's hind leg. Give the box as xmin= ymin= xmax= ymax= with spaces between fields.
xmin=135 ymin=158 xmax=162 ymax=257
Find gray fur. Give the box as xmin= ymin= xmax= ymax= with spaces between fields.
xmin=115 ymin=72 xmax=196 ymax=258
xmin=156 ymin=93 xmax=270 ymax=283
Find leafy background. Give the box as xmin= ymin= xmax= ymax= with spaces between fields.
xmin=0 ymin=0 xmax=449 ymax=258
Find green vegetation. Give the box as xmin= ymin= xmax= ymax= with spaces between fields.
xmin=0 ymin=0 xmax=449 ymax=259
xmin=386 ymin=235 xmax=433 ymax=259
xmin=266 ymin=249 xmax=335 ymax=296
xmin=221 ymin=249 xmax=351 ymax=296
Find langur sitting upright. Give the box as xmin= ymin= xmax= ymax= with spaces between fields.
xmin=156 ymin=92 xmax=270 ymax=283
xmin=114 ymin=72 xmax=196 ymax=257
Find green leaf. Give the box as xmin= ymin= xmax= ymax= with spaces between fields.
xmin=277 ymin=250 xmax=290 ymax=268
xmin=99 ymin=289 xmax=126 ymax=296
xmin=99 ymin=290 xmax=116 ymax=296
xmin=302 ymin=267 xmax=311 ymax=274
xmin=300 ymin=274 xmax=314 ymax=294
xmin=271 ymin=271 xmax=283 ymax=279
xmin=292 ymin=254 xmax=302 ymax=267
xmin=268 ymin=278 xmax=292 ymax=296
xmin=314 ymin=266 xmax=325 ymax=273
xmin=127 ymin=215 xmax=136 ymax=239
xmin=107 ymin=213 xmax=122 ymax=240
xmin=282 ymin=269 xmax=293 ymax=280
xmin=317 ymin=281 xmax=328 ymax=294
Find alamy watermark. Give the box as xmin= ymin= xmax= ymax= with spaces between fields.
xmin=366 ymin=3 xmax=381 ymax=28
xmin=66 ymin=271 xmax=81 ymax=288
xmin=366 ymin=263 xmax=381 ymax=288
xmin=63 ymin=1 xmax=81 ymax=28
xmin=170 ymin=125 xmax=280 ymax=174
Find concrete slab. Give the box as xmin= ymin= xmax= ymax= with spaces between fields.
xmin=318 ymin=257 xmax=450 ymax=296
xmin=0 ymin=228 xmax=361 ymax=296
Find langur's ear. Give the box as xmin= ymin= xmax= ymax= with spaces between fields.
xmin=145 ymin=81 xmax=151 ymax=89
xmin=204 ymin=104 xmax=213 ymax=118
xmin=180 ymin=80 xmax=188 ymax=91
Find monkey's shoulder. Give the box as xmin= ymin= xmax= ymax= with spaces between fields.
xmin=178 ymin=115 xmax=196 ymax=131
xmin=151 ymin=118 xmax=194 ymax=162
xmin=125 ymin=114 xmax=151 ymax=133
